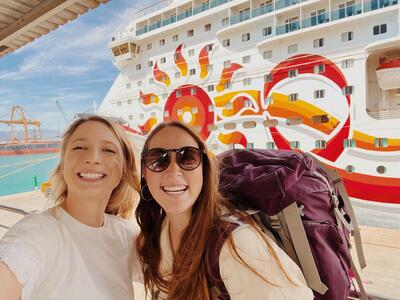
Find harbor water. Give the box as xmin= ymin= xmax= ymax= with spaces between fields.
xmin=0 ymin=153 xmax=59 ymax=196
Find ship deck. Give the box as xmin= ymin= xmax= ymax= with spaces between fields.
xmin=0 ymin=192 xmax=399 ymax=299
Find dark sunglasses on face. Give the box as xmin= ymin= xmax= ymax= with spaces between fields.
xmin=142 ymin=146 xmax=205 ymax=172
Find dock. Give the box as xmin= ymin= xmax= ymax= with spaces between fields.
xmin=0 ymin=191 xmax=399 ymax=299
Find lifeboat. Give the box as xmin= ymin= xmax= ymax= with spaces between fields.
xmin=376 ymin=58 xmax=400 ymax=89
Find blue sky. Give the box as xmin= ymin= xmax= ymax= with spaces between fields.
xmin=0 ymin=0 xmax=156 ymax=135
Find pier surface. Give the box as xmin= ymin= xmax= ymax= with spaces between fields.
xmin=0 ymin=191 xmax=399 ymax=299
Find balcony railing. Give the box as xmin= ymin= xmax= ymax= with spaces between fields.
xmin=135 ymin=0 xmax=398 ymax=36
xmin=276 ymin=21 xmax=301 ymax=35
xmin=368 ymin=109 xmax=400 ymax=120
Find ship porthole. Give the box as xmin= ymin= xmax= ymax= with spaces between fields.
xmin=376 ymin=165 xmax=387 ymax=174
xmin=345 ymin=165 xmax=355 ymax=173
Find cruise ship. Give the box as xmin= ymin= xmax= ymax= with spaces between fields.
xmin=98 ymin=0 xmax=400 ymax=205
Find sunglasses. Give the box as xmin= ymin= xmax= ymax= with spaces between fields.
xmin=142 ymin=146 xmax=205 ymax=172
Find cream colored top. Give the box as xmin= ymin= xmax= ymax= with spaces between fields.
xmin=0 ymin=206 xmax=140 ymax=300
xmin=157 ymin=218 xmax=313 ymax=300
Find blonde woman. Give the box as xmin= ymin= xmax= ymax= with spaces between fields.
xmin=136 ymin=121 xmax=313 ymax=300
xmin=0 ymin=115 xmax=141 ymax=300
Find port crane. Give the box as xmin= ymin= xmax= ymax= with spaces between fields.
xmin=0 ymin=106 xmax=41 ymax=144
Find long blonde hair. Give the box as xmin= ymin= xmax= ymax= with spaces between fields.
xmin=136 ymin=121 xmax=295 ymax=299
xmin=50 ymin=115 xmax=140 ymax=219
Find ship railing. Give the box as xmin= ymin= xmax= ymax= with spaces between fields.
xmin=276 ymin=21 xmax=301 ymax=35
xmin=132 ymin=0 xmax=174 ymax=20
xmin=368 ymin=109 xmax=400 ymax=120
xmin=331 ymin=3 xmax=363 ymax=21
xmin=302 ymin=13 xmax=329 ymax=29
xmin=364 ymin=0 xmax=398 ymax=12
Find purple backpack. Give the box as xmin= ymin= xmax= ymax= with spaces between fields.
xmin=209 ymin=149 xmax=367 ymax=300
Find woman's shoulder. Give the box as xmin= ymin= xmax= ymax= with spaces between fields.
xmin=106 ymin=214 xmax=139 ymax=238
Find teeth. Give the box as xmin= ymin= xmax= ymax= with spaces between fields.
xmin=79 ymin=172 xmax=105 ymax=179
xmin=162 ymin=185 xmax=187 ymax=192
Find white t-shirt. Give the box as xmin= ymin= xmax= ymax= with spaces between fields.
xmin=0 ymin=206 xmax=140 ymax=300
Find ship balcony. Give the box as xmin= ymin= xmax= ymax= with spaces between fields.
xmin=109 ymin=34 xmax=140 ymax=68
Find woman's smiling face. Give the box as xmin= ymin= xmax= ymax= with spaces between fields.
xmin=62 ymin=120 xmax=124 ymax=199
xmin=143 ymin=126 xmax=203 ymax=218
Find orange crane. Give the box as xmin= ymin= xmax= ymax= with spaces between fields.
xmin=0 ymin=106 xmax=41 ymax=144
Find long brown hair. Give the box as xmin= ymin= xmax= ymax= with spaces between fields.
xmin=136 ymin=121 xmax=294 ymax=299
xmin=50 ymin=115 xmax=140 ymax=219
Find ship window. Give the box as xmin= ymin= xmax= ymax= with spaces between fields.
xmin=130 ymin=43 xmax=137 ymax=54
xmin=176 ymin=90 xmax=182 ymax=97
xmin=342 ymin=59 xmax=354 ymax=69
xmin=314 ymin=64 xmax=325 ymax=74
xmin=288 ymin=44 xmax=298 ymax=54
xmin=120 ymin=43 xmax=129 ymax=54
xmin=148 ymin=61 xmax=153 ymax=67
xmin=289 ymin=93 xmax=299 ymax=101
xmin=224 ymin=82 xmax=232 ymax=89
xmin=243 ymin=78 xmax=251 ymax=86
xmin=173 ymin=34 xmax=179 ymax=42
xmin=313 ymin=38 xmax=324 ymax=48
xmin=175 ymin=72 xmax=180 ymax=79
xmin=151 ymin=95 xmax=157 ymax=102
xmin=225 ymin=102 xmax=233 ymax=110
xmin=263 ymin=26 xmax=272 ymax=36
xmin=312 ymin=114 xmax=329 ymax=124
xmin=342 ymin=86 xmax=354 ymax=95
xmin=246 ymin=143 xmax=254 ymax=149
xmin=190 ymin=88 xmax=197 ymax=95
xmin=290 ymin=141 xmax=300 ymax=149
xmin=242 ymin=55 xmax=251 ymax=64
xmin=128 ymin=115 xmax=133 ymax=121
xmin=159 ymin=39 xmax=165 ymax=46
xmin=126 ymin=83 xmax=131 ymax=89
xmin=164 ymin=111 xmax=170 ymax=117
xmin=187 ymin=29 xmax=194 ymax=37
xmin=242 ymin=33 xmax=250 ymax=42
xmin=288 ymin=69 xmax=298 ymax=78
xmin=341 ymin=31 xmax=354 ymax=42
xmin=149 ymin=78 xmax=154 ymax=84
xmin=286 ymin=117 xmax=302 ymax=125
xmin=207 ymin=85 xmax=214 ymax=92
xmin=161 ymin=75 xmax=166 ymax=82
xmin=264 ymin=73 xmax=273 ymax=82
xmin=147 ymin=43 xmax=152 ymax=50
xmin=208 ymin=124 xmax=218 ymax=131
xmin=112 ymin=46 xmax=121 ymax=57
xmin=222 ymin=17 xmax=229 ymax=26
xmin=224 ymin=122 xmax=236 ymax=130
xmin=224 ymin=60 xmax=231 ymax=68
xmin=136 ymin=64 xmax=141 ymax=70
xmin=314 ymin=89 xmax=325 ymax=99
xmin=374 ymin=138 xmax=388 ymax=148
xmin=163 ymin=93 xmax=168 ymax=99
xmin=208 ymin=105 xmax=215 ymax=112
xmin=205 ymin=44 xmax=213 ymax=52
xmin=206 ymin=64 xmax=213 ymax=72
xmin=137 ymin=80 xmax=142 ymax=87
xmin=264 ymin=96 xmax=273 ymax=105
xmin=117 ymin=101 xmax=122 ymax=107
xmin=188 ymin=49 xmax=195 ymax=56
xmin=315 ymin=140 xmax=327 ymax=149
xmin=376 ymin=166 xmax=387 ymax=174
xmin=263 ymin=119 xmax=278 ymax=127
xmin=243 ymin=121 xmax=257 ymax=129
xmin=160 ymin=57 xmax=166 ymax=64
xmin=373 ymin=24 xmax=387 ymax=35
xmin=127 ymin=99 xmax=132 ymax=105
xmin=204 ymin=23 xmax=211 ymax=31
xmin=140 ymin=113 xmax=144 ymax=119
xmin=343 ymin=139 xmax=356 ymax=148
xmin=263 ymin=50 xmax=272 ymax=59
xmin=192 ymin=107 xmax=198 ymax=114
xmin=223 ymin=39 xmax=230 ymax=47
xmin=345 ymin=165 xmax=355 ymax=173
xmin=189 ymin=68 xmax=196 ymax=75
xmin=266 ymin=142 xmax=276 ymax=149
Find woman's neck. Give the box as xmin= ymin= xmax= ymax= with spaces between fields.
xmin=61 ymin=193 xmax=109 ymax=227
xmin=167 ymin=212 xmax=191 ymax=254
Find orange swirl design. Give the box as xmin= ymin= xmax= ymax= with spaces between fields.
xmin=174 ymin=44 xmax=188 ymax=77
xmin=214 ymin=90 xmax=261 ymax=117
xmin=153 ymin=62 xmax=171 ymax=87
xmin=352 ymin=130 xmax=400 ymax=151
xmin=218 ymin=132 xmax=247 ymax=148
xmin=216 ymin=63 xmax=243 ymax=92
xmin=140 ymin=91 xmax=159 ymax=105
xmin=199 ymin=44 xmax=213 ymax=79
xmin=267 ymin=92 xmax=339 ymax=134
xmin=139 ymin=117 xmax=158 ymax=135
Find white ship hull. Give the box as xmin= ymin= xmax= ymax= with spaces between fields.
xmin=100 ymin=0 xmax=400 ymax=204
